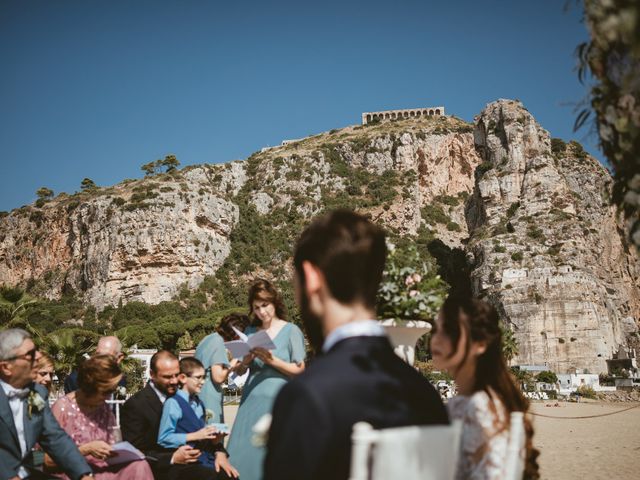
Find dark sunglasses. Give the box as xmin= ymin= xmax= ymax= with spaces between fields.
xmin=5 ymin=346 xmax=38 ymax=363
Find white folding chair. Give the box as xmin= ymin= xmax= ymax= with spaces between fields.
xmin=504 ymin=412 xmax=526 ymax=480
xmin=349 ymin=420 xmax=462 ymax=480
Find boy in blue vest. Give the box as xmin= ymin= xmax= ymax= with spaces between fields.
xmin=158 ymin=357 xmax=234 ymax=474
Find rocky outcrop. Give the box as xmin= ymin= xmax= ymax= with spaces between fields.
xmin=0 ymin=116 xmax=480 ymax=310
xmin=1 ymin=101 xmax=638 ymax=373
xmin=467 ymin=99 xmax=640 ymax=373
xmin=0 ymin=164 xmax=241 ymax=309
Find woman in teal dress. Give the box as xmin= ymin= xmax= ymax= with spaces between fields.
xmin=194 ymin=313 xmax=250 ymax=423
xmin=227 ymin=279 xmax=306 ymax=480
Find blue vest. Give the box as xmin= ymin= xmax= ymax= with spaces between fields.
xmin=173 ymin=393 xmax=215 ymax=467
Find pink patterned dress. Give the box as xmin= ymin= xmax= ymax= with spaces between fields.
xmin=51 ymin=393 xmax=153 ymax=480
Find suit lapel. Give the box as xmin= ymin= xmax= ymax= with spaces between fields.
xmin=0 ymin=385 xmax=22 ymax=454
xmin=22 ymin=395 xmax=32 ymax=450
xmin=22 ymin=386 xmax=41 ymax=451
xmin=143 ymin=384 xmax=162 ymax=417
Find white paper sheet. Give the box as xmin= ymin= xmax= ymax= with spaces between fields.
xmin=224 ymin=329 xmax=276 ymax=358
xmin=105 ymin=441 xmax=145 ymax=466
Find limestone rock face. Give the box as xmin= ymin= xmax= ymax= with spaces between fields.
xmin=468 ymin=99 xmax=640 ymax=373
xmin=0 ymin=165 xmax=239 ymax=310
xmin=1 ymin=101 xmax=638 ymax=375
xmin=341 ymin=127 xmax=481 ymax=241
xmin=0 ymin=117 xmax=481 ymax=311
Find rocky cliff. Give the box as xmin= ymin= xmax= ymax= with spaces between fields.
xmin=0 ymin=99 xmax=638 ymax=373
xmin=468 ymin=99 xmax=640 ymax=373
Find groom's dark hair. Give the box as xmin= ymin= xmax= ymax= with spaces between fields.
xmin=293 ymin=209 xmax=387 ymax=309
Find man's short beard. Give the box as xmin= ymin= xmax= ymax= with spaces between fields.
xmin=154 ymin=380 xmax=176 ymax=397
xmin=299 ymin=289 xmax=325 ymax=354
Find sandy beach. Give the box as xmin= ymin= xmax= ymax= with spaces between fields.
xmin=532 ymin=401 xmax=640 ymax=479
xmin=224 ymin=401 xmax=640 ymax=479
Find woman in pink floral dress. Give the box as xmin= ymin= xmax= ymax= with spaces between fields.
xmin=48 ymin=354 xmax=153 ymax=480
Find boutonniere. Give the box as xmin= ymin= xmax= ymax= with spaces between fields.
xmin=115 ymin=386 xmax=127 ymax=399
xmin=205 ymin=409 xmax=214 ymax=423
xmin=27 ymin=391 xmax=46 ymax=418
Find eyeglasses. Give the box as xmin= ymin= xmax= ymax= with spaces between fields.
xmin=5 ymin=346 xmax=38 ymax=363
xmin=188 ymin=374 xmax=206 ymax=381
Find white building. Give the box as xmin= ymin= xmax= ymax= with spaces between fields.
xmin=128 ymin=348 xmax=156 ymax=383
xmin=557 ymin=372 xmax=602 ymax=395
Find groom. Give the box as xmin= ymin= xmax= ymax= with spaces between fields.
xmin=0 ymin=328 xmax=93 ymax=480
xmin=265 ymin=209 xmax=448 ymax=480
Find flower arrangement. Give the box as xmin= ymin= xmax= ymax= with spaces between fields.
xmin=376 ymin=243 xmax=448 ymax=322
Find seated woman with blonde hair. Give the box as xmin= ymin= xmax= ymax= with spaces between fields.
xmin=48 ymin=354 xmax=153 ymax=479
xmin=33 ymin=352 xmax=55 ymax=392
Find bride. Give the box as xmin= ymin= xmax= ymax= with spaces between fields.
xmin=430 ymin=294 xmax=540 ymax=479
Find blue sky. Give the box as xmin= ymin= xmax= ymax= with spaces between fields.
xmin=0 ymin=0 xmax=596 ymax=211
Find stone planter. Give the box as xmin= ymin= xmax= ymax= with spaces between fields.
xmin=378 ymin=319 xmax=432 ymax=366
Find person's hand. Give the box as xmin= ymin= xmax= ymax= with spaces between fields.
xmin=233 ymin=353 xmax=255 ymax=374
xmin=171 ymin=445 xmax=201 ymax=464
xmin=192 ymin=425 xmax=220 ymax=441
xmin=229 ymin=358 xmax=240 ymax=369
xmin=240 ymin=352 xmax=256 ymax=366
xmin=252 ymin=347 xmax=276 ymax=365
xmin=215 ymin=452 xmax=240 ymax=478
xmin=80 ymin=440 xmax=113 ymax=460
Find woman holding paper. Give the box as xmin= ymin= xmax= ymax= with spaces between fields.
xmin=195 ymin=313 xmax=249 ymax=423
xmin=226 ymin=279 xmax=306 ymax=480
xmin=47 ymin=355 xmax=153 ymax=480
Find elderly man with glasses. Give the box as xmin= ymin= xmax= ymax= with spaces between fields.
xmin=0 ymin=328 xmax=94 ymax=480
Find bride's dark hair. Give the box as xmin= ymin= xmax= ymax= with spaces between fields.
xmin=440 ymin=294 xmax=540 ymax=479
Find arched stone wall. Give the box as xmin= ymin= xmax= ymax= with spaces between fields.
xmin=361 ymin=106 xmax=445 ymax=125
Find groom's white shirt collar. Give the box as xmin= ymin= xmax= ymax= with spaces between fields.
xmin=322 ymin=320 xmax=386 ymax=353
xmin=0 ymin=379 xmax=29 ymax=478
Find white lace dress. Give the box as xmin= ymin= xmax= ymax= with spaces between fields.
xmin=447 ymin=390 xmax=510 ymax=480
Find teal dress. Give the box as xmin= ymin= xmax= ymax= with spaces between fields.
xmin=227 ymin=322 xmax=306 ymax=480
xmin=194 ymin=332 xmax=230 ymax=423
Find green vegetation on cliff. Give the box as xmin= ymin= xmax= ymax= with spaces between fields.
xmin=1 ymin=116 xmax=478 ymax=372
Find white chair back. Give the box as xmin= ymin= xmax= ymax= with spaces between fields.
xmin=504 ymin=411 xmax=526 ymax=480
xmin=349 ymin=420 xmax=462 ymax=480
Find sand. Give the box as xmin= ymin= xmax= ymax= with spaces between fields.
xmin=531 ymin=401 xmax=640 ymax=479
xmin=223 ymin=401 xmax=640 ymax=479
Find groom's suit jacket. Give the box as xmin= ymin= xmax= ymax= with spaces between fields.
xmin=0 ymin=382 xmax=90 ymax=480
xmin=264 ymin=336 xmax=449 ymax=480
